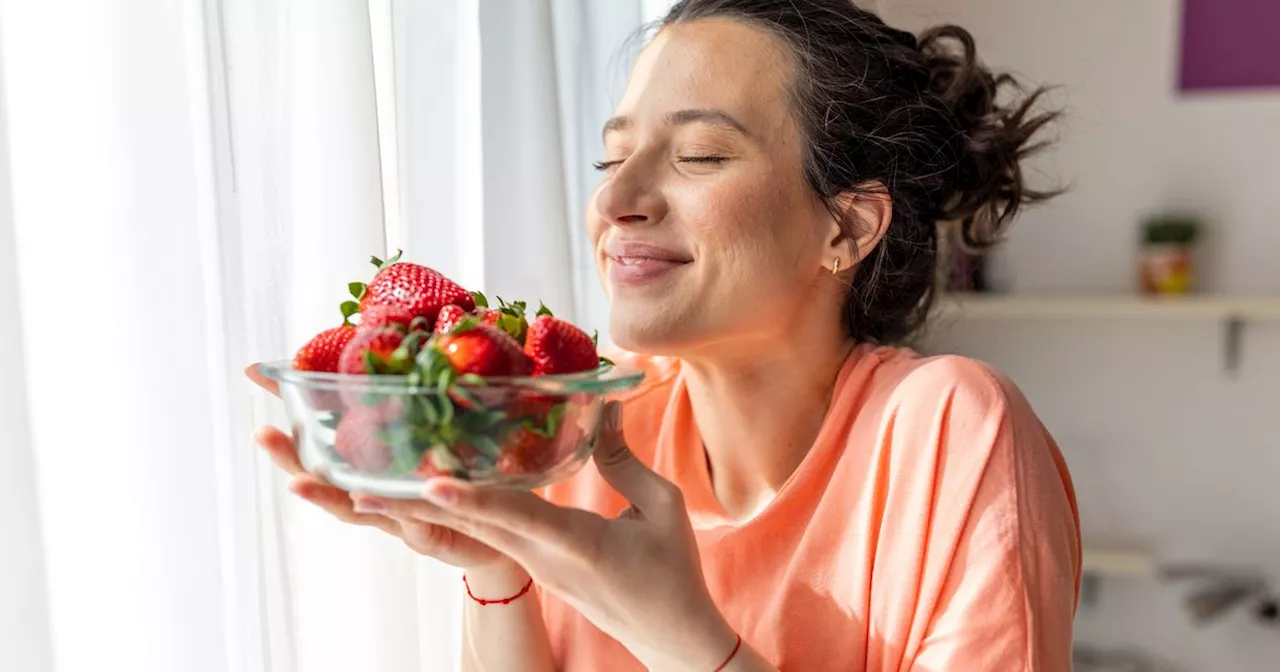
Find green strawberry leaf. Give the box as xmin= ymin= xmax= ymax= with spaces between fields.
xmin=536 ymin=303 xmax=553 ymax=317
xmin=545 ymin=403 xmax=567 ymax=435
xmin=363 ymin=350 xmax=387 ymax=373
xmin=471 ymin=434 xmax=503 ymax=459
xmin=340 ymin=301 xmax=360 ymax=324
xmin=598 ymin=356 xmax=614 ymax=367
xmin=370 ymin=249 xmax=403 ymax=273
xmin=472 ymin=291 xmax=489 ymax=308
xmin=348 ymin=282 xmax=367 ymax=300
xmin=457 ymin=373 xmax=486 ymax=387
xmin=591 ymin=330 xmax=599 ymax=347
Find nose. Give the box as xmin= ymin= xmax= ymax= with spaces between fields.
xmin=593 ymin=160 xmax=667 ymax=227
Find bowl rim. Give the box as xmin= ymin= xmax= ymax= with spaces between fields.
xmin=257 ymin=360 xmax=645 ymax=395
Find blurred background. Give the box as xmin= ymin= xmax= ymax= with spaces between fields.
xmin=0 ymin=1 xmax=1276 ymax=671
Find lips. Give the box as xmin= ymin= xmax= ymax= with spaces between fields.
xmin=605 ymin=240 xmax=692 ymax=286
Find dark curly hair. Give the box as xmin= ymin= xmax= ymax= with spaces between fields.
xmin=661 ymin=0 xmax=1061 ymax=344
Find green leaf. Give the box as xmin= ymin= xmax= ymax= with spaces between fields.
xmin=471 ymin=291 xmax=489 ymax=308
xmin=450 ymin=386 xmax=481 ymax=408
xmin=409 ymin=316 xmax=431 ymax=332
xmin=421 ymin=396 xmax=440 ymax=425
xmin=362 ymin=350 xmax=385 ymax=373
xmin=341 ymin=301 xmax=360 ymax=324
xmin=457 ymin=373 xmax=486 ymax=387
xmin=545 ymin=403 xmax=567 ymax=436
xmin=370 ymin=255 xmax=384 ymax=268
xmin=348 ymin=282 xmax=367 ymax=300
xmin=437 ymin=390 xmax=455 ymax=426
xmin=536 ymin=303 xmax=553 ymax=317
xmin=472 ymin=434 xmax=503 ymax=459
xmin=436 ymin=367 xmax=457 ymax=391
xmin=598 ymin=356 xmax=614 ymax=367
xmin=592 ymin=330 xmax=599 ymax=347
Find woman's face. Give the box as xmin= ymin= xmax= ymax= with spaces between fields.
xmin=588 ymin=19 xmax=848 ymax=357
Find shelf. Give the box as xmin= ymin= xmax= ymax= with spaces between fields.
xmin=933 ymin=293 xmax=1280 ymax=375
xmin=936 ymin=293 xmax=1280 ymax=321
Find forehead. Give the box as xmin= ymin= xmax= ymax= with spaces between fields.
xmin=616 ymin=18 xmax=794 ymax=131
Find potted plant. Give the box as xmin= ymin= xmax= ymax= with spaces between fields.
xmin=1139 ymin=213 xmax=1202 ymax=295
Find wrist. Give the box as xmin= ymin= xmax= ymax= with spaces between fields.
xmin=462 ymin=560 xmax=530 ymax=603
xmin=639 ymin=609 xmax=741 ymax=672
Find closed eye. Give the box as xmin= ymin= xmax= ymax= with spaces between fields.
xmin=593 ymin=159 xmax=624 ymax=171
xmin=677 ymin=156 xmax=728 ymax=164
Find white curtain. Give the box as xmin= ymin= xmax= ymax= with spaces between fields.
xmin=0 ymin=0 xmax=656 ymax=671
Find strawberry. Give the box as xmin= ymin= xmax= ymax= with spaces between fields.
xmin=361 ymin=304 xmax=431 ymax=333
xmin=434 ymin=323 xmax=533 ymax=377
xmin=435 ymin=305 xmax=505 ymax=335
xmin=353 ymin=252 xmax=474 ymax=327
xmin=334 ymin=404 xmax=395 ymax=472
xmin=338 ymin=327 xmax=422 ymax=375
xmin=292 ymin=324 xmax=357 ymax=372
xmin=524 ymin=315 xmax=599 ymax=376
xmin=496 ymin=400 xmax=569 ymax=475
xmin=497 ymin=427 xmax=556 ymax=475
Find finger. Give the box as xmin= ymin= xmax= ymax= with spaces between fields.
xmin=245 ymin=363 xmax=281 ymax=397
xmin=421 ymin=478 xmax=597 ymax=550
xmin=592 ymin=402 xmax=682 ymax=517
xmin=289 ymin=476 xmax=400 ymax=535
xmin=352 ymin=492 xmax=529 ymax=557
xmin=254 ymin=426 xmax=306 ymax=474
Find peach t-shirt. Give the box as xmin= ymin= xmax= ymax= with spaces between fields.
xmin=538 ymin=344 xmax=1081 ymax=671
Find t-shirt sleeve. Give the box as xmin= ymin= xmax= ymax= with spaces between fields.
xmin=893 ymin=359 xmax=1081 ymax=672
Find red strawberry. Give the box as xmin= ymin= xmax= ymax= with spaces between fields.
xmin=433 ymin=304 xmax=470 ymax=334
xmin=360 ymin=304 xmax=430 ymax=332
xmin=497 ymin=427 xmax=556 ymax=475
xmin=524 ymin=315 xmax=598 ymax=376
xmin=338 ymin=327 xmax=415 ymax=375
xmin=292 ymin=324 xmax=358 ymax=372
xmin=334 ymin=405 xmax=394 ymax=472
xmin=434 ymin=323 xmax=533 ymax=377
xmin=357 ymin=253 xmax=474 ymax=326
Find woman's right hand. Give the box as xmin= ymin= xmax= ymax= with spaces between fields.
xmin=246 ymin=364 xmax=513 ymax=573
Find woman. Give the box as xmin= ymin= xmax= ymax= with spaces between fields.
xmin=254 ymin=1 xmax=1081 ymax=669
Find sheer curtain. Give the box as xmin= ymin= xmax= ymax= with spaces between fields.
xmin=0 ymin=1 xmax=657 ymax=671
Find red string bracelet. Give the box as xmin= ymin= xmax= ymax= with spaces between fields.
xmin=713 ymin=633 xmax=742 ymax=672
xmin=462 ymin=574 xmax=534 ymax=606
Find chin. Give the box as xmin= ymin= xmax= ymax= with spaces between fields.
xmin=607 ymin=306 xmax=697 ymax=356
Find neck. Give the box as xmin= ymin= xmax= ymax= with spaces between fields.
xmin=680 ymin=321 xmax=855 ymax=522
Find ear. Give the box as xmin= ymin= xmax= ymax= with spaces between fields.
xmin=825 ymin=181 xmax=893 ymax=272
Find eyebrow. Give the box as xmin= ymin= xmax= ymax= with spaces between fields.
xmin=602 ymin=108 xmax=750 ymax=141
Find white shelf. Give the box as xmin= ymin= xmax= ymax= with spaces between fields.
xmin=936 ymin=293 xmax=1280 ymax=321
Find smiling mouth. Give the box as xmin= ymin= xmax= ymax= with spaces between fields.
xmin=607 ymin=255 xmax=690 ymax=285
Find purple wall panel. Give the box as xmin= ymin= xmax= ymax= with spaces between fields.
xmin=1180 ymin=0 xmax=1280 ymax=90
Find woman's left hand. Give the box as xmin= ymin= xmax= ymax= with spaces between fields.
xmin=352 ymin=402 xmax=742 ymax=671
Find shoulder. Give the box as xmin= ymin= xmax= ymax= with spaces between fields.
xmin=856 ymin=347 xmax=1051 ymax=472
xmin=869 ymin=348 xmax=1032 ymax=423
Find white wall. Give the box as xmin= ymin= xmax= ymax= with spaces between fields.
xmin=879 ymin=1 xmax=1280 ymax=670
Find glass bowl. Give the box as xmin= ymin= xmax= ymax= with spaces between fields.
xmin=259 ymin=361 xmax=645 ymax=497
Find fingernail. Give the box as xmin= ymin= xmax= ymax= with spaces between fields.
xmin=607 ymin=402 xmax=622 ymax=432
xmin=422 ymin=481 xmax=457 ymax=505
xmin=352 ymin=496 xmax=386 ymax=513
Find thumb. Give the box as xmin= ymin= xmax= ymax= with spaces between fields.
xmin=593 ymin=401 xmax=681 ymax=517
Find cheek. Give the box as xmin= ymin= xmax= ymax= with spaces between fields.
xmin=679 ymin=170 xmax=813 ymax=284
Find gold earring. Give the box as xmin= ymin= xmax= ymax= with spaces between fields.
xmin=831 ymin=257 xmax=841 ymax=275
